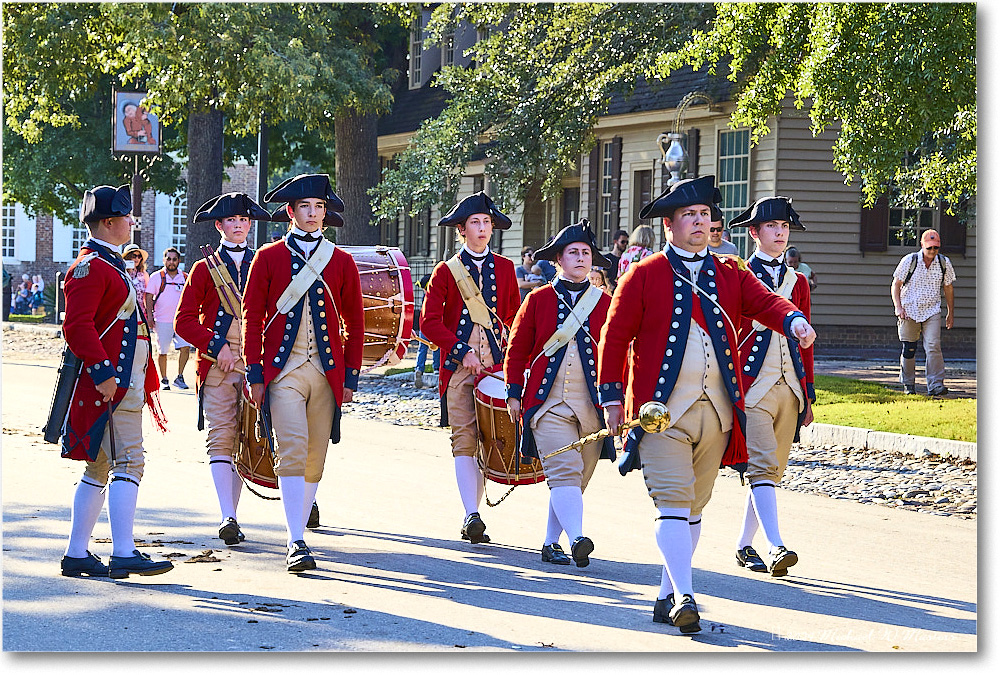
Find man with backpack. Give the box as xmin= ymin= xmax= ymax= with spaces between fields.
xmin=145 ymin=246 xmax=192 ymax=390
xmin=890 ymin=229 xmax=956 ymax=396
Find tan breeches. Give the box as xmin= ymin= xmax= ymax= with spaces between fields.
xmin=203 ymin=368 xmax=244 ymax=458
xmin=268 ymin=362 xmax=334 ymax=482
xmin=534 ymin=402 xmax=603 ymax=490
xmin=446 ymin=359 xmax=495 ymax=458
xmin=637 ymin=399 xmax=730 ymax=516
xmin=745 ymin=381 xmax=800 ymax=485
xmin=83 ymin=340 xmax=149 ymax=484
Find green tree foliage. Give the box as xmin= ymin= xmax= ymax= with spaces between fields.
xmin=372 ymin=2 xmax=708 ymax=219
xmin=657 ymin=2 xmax=975 ymax=209
xmin=373 ymin=2 xmax=975 ymax=219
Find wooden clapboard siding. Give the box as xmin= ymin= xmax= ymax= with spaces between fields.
xmin=774 ymin=111 xmax=976 ymax=330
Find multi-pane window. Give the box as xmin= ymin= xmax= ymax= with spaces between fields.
xmin=634 ymin=170 xmax=653 ymax=226
xmin=442 ymin=29 xmax=455 ymax=68
xmin=563 ymin=187 xmax=580 ymax=228
xmin=718 ymin=129 xmax=751 ymax=257
xmin=72 ymin=222 xmax=89 ymax=257
xmin=889 ymin=203 xmax=936 ymax=248
xmin=171 ymin=195 xmax=187 ymax=258
xmin=409 ymin=15 xmax=423 ymax=88
xmin=1 ymin=205 xmax=16 ymax=259
xmin=600 ymin=141 xmax=614 ymax=248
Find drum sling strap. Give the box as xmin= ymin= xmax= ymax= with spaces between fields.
xmin=445 ymin=255 xmax=494 ymax=329
xmin=265 ymin=239 xmax=337 ymax=334
xmin=541 ymin=284 xmax=603 ymax=357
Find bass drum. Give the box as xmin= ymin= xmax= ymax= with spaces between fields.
xmin=474 ymin=364 xmax=546 ymax=486
xmin=342 ymin=246 xmax=414 ymax=368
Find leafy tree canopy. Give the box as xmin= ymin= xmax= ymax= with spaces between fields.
xmin=372 ymin=2 xmax=975 ymax=219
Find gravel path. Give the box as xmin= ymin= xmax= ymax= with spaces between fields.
xmin=5 ymin=328 xmax=975 ymax=521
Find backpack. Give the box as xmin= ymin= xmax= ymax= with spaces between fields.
xmin=151 ymin=268 xmax=187 ymax=309
xmin=901 ymin=251 xmax=948 ymax=293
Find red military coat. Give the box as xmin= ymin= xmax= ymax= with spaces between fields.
xmin=598 ymin=249 xmax=806 ymax=474
xmin=174 ymin=245 xmax=254 ymax=390
xmin=242 ymin=238 xmax=365 ymax=407
xmin=61 ymin=242 xmax=165 ymax=462
xmin=504 ymin=281 xmax=615 ymax=460
xmin=737 ymin=258 xmax=815 ymax=403
xmin=421 ymin=249 xmax=520 ymax=395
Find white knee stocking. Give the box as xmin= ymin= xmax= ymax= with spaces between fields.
xmin=279 ymin=475 xmax=306 ymax=545
xmin=549 ymin=485 xmax=584 ymax=543
xmin=301 ymin=481 xmax=320 ymax=531
xmin=544 ymin=502 xmax=563 ymax=545
xmin=737 ymin=488 xmax=759 ymax=548
xmin=65 ymin=479 xmax=106 ymax=558
xmin=107 ymin=476 xmax=139 ymax=557
xmin=750 ymin=483 xmax=784 ymax=551
xmin=210 ymin=459 xmax=237 ymax=521
xmin=654 ymin=507 xmax=693 ymax=599
xmin=454 ymin=456 xmax=483 ymax=516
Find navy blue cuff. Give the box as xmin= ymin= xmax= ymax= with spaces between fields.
xmin=506 ymin=383 xmax=523 ymax=400
xmin=598 ymin=381 xmax=624 ymax=406
xmin=344 ymin=367 xmax=360 ymax=391
xmin=806 ymin=382 xmax=816 ymax=403
xmin=206 ymin=333 xmax=226 ymax=359
xmin=86 ymin=358 xmax=116 ymax=386
xmin=782 ymin=311 xmax=807 ymax=341
xmin=450 ymin=342 xmax=471 ymax=364
xmin=246 ymin=363 xmax=264 ymax=385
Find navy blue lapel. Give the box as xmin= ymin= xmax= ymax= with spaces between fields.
xmin=85 ymin=239 xmax=126 ymax=274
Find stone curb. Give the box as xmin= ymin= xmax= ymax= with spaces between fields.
xmin=799 ymin=422 xmax=976 ymax=462
xmin=2 ymin=320 xmax=62 ymax=337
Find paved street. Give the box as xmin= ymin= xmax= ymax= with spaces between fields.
xmin=1 ymin=355 xmax=977 ymax=653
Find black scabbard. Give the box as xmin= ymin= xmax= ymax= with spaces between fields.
xmin=43 ymin=346 xmax=83 ymax=444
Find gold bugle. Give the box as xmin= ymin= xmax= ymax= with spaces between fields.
xmin=540 ymin=401 xmax=670 ymax=460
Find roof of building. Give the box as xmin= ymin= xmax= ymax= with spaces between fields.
xmin=378 ymin=65 xmax=734 ymax=138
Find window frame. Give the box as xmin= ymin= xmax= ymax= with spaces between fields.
xmin=717 ymin=128 xmax=752 ymax=258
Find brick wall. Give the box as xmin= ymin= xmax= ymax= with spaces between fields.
xmin=813 ymin=324 xmax=976 ymax=359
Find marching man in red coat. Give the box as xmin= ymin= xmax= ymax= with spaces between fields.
xmin=728 ymin=197 xmax=815 ymax=577
xmin=174 ymin=192 xmax=272 ymax=547
xmin=59 ymin=185 xmax=173 ymax=580
xmin=504 ymin=221 xmax=615 ymax=568
xmin=598 ymin=176 xmax=817 ymax=633
xmin=421 ymin=192 xmax=521 ymax=544
xmin=242 ymin=174 xmax=365 ymax=573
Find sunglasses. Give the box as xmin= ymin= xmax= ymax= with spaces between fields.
xmin=925 ymin=245 xmax=940 ymax=250
xmin=709 ymin=227 xmax=723 ymax=233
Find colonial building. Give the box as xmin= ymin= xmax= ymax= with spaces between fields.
xmin=377 ymin=8 xmax=976 ymax=356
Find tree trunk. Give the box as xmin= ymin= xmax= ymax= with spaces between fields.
xmin=184 ymin=105 xmax=224 ymax=269
xmin=334 ymin=108 xmax=380 ymax=246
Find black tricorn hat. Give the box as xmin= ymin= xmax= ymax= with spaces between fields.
xmin=533 ymin=219 xmax=612 ymax=268
xmin=638 ymin=175 xmax=723 ymax=221
xmin=728 ymin=196 xmax=805 ymax=231
xmin=270 ymin=204 xmax=344 ymax=228
xmin=194 ymin=192 xmax=273 ymax=223
xmin=263 ymin=173 xmax=345 ymax=213
xmin=80 ymin=185 xmax=132 ymax=224
xmin=438 ymin=191 xmax=512 ymax=230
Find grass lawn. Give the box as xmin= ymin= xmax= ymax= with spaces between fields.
xmin=811 ymin=375 xmax=976 ymax=442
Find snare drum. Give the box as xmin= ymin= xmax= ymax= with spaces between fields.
xmin=473 ymin=364 xmax=546 ymax=485
xmin=233 ymin=391 xmax=278 ymax=494
xmin=342 ymin=246 xmax=414 ymax=367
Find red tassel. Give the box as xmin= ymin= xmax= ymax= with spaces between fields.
xmin=146 ymin=391 xmax=169 ymax=432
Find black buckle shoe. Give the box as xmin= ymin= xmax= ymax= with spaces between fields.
xmin=109 ymin=550 xmax=174 ymax=579
xmin=570 ymin=536 xmax=594 ymax=568
xmin=736 ymin=545 xmax=768 ymax=573
xmin=769 ymin=546 xmax=798 ymax=577
xmin=653 ymin=594 xmax=675 ymax=625
xmin=61 ymin=551 xmax=109 ymax=577
xmin=286 ymin=540 xmax=317 ymax=573
xmin=460 ymin=512 xmax=488 ymax=544
xmin=218 ymin=517 xmax=245 ymax=546
xmin=306 ymin=502 xmax=320 ymax=529
xmin=669 ymin=594 xmax=701 ymax=634
xmin=541 ymin=543 xmax=572 ymax=565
